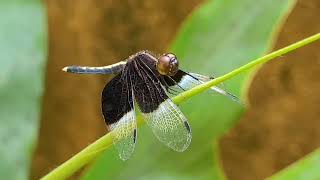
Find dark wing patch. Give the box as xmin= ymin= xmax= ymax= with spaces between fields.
xmin=129 ymin=53 xmax=167 ymax=113
xmin=101 ymin=73 xmax=137 ymax=161
xmin=130 ymin=56 xmax=192 ymax=152
xmin=161 ymin=70 xmax=188 ymax=94
xmin=102 ymin=73 xmax=131 ymax=125
xmin=162 ymin=70 xmax=186 ymax=87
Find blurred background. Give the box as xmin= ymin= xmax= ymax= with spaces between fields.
xmin=0 ymin=0 xmax=319 ymax=180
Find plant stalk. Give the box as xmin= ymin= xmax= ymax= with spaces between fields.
xmin=41 ymin=33 xmax=320 ymax=180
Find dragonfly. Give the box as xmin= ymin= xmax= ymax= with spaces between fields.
xmin=62 ymin=51 xmax=239 ymax=160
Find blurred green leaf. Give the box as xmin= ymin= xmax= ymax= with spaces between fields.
xmin=0 ymin=1 xmax=46 ymax=180
xmin=267 ymin=149 xmax=320 ymax=180
xmin=82 ymin=0 xmax=295 ymax=179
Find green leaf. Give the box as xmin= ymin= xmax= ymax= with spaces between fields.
xmin=267 ymin=149 xmax=320 ymax=180
xmin=82 ymin=0 xmax=295 ymax=179
xmin=0 ymin=1 xmax=46 ymax=180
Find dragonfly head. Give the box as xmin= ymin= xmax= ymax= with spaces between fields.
xmin=157 ymin=53 xmax=179 ymax=76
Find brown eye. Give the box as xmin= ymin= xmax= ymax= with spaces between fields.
xmin=157 ymin=53 xmax=179 ymax=76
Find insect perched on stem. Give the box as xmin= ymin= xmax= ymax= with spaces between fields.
xmin=63 ymin=51 xmax=239 ymax=160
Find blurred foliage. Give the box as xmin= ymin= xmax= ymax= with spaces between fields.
xmin=267 ymin=148 xmax=320 ymax=180
xmin=82 ymin=0 xmax=295 ymax=179
xmin=3 ymin=0 xmax=320 ymax=179
xmin=0 ymin=0 xmax=46 ymax=180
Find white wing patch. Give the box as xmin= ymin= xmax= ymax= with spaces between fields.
xmin=142 ymin=99 xmax=192 ymax=152
xmin=178 ymin=73 xmax=241 ymax=103
xmin=109 ymin=110 xmax=137 ymax=161
xmin=178 ymin=73 xmax=210 ymax=90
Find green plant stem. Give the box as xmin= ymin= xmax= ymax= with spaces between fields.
xmin=174 ymin=33 xmax=320 ymax=104
xmin=41 ymin=134 xmax=113 ymax=180
xmin=41 ymin=33 xmax=320 ymax=180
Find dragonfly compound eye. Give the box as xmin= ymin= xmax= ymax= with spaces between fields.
xmin=157 ymin=53 xmax=179 ymax=76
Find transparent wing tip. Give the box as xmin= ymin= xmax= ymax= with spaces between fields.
xmin=226 ymin=91 xmax=243 ymax=105
xmin=119 ymin=151 xmax=133 ymax=161
xmin=168 ymin=120 xmax=192 ymax=152
xmin=211 ymin=86 xmax=243 ymax=105
xmin=109 ymin=110 xmax=137 ymax=161
xmin=170 ymin=132 xmax=192 ymax=152
xmin=112 ymin=132 xmax=136 ymax=161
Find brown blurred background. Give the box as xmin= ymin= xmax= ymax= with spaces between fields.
xmin=30 ymin=0 xmax=320 ymax=179
xmin=220 ymin=0 xmax=320 ymax=179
